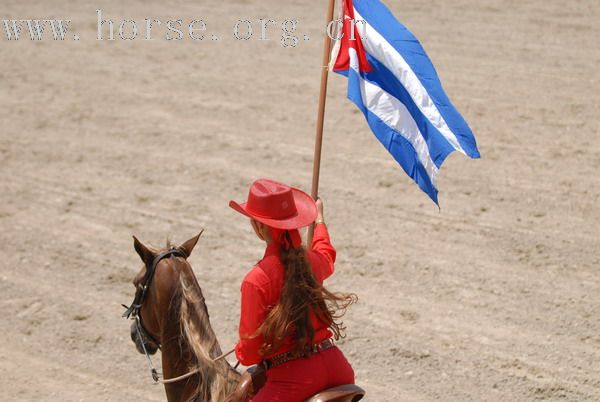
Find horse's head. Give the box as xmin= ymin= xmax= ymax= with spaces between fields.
xmin=125 ymin=232 xmax=203 ymax=357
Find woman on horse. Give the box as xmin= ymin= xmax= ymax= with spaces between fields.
xmin=229 ymin=178 xmax=356 ymax=402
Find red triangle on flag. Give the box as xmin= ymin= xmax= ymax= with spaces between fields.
xmin=333 ymin=0 xmax=373 ymax=73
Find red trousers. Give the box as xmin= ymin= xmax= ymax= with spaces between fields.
xmin=252 ymin=346 xmax=355 ymax=402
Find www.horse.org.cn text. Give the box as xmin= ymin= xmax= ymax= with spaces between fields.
xmin=1 ymin=9 xmax=369 ymax=48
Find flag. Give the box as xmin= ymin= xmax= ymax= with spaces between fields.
xmin=331 ymin=0 xmax=480 ymax=204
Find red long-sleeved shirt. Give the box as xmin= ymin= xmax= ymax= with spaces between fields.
xmin=235 ymin=224 xmax=336 ymax=366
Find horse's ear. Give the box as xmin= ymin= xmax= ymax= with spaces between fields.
xmin=178 ymin=230 xmax=204 ymax=258
xmin=133 ymin=235 xmax=155 ymax=267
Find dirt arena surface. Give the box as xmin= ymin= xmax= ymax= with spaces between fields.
xmin=1 ymin=0 xmax=599 ymax=400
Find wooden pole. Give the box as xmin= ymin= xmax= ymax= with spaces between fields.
xmin=308 ymin=0 xmax=337 ymax=245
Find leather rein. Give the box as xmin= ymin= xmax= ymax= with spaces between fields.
xmin=122 ymin=247 xmax=234 ymax=384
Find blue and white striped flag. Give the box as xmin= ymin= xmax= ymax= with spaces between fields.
xmin=331 ymin=0 xmax=480 ymax=204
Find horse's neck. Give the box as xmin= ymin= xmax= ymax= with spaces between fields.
xmin=160 ymin=313 xmax=199 ymax=401
xmin=179 ymin=269 xmax=225 ymax=357
xmin=160 ymin=267 xmax=238 ymax=402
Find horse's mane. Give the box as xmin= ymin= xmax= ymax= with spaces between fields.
xmin=169 ymin=255 xmax=239 ymax=401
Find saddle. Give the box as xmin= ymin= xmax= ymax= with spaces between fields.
xmin=225 ymin=364 xmax=365 ymax=402
xmin=304 ymin=384 xmax=366 ymax=402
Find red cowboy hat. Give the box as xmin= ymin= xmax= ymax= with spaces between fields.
xmin=229 ymin=179 xmax=317 ymax=230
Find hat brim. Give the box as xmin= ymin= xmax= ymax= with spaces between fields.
xmin=229 ymin=188 xmax=317 ymax=230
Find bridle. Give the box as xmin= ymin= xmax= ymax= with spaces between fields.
xmin=122 ymin=247 xmax=187 ymax=382
xmin=122 ymin=246 xmax=236 ymax=384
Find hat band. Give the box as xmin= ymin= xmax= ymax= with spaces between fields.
xmin=244 ymin=205 xmax=299 ymax=222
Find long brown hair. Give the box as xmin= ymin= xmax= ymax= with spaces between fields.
xmin=258 ymin=233 xmax=357 ymax=357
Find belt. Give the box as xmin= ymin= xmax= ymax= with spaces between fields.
xmin=264 ymin=338 xmax=335 ymax=369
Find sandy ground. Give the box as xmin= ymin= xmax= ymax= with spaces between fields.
xmin=1 ymin=0 xmax=599 ymax=400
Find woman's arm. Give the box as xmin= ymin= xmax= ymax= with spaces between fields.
xmin=235 ymin=278 xmax=267 ymax=366
xmin=310 ymin=199 xmax=336 ymax=281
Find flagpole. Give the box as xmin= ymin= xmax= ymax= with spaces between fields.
xmin=308 ymin=0 xmax=336 ymax=245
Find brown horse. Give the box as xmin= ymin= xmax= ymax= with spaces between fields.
xmin=124 ymin=232 xmax=365 ymax=402
xmin=125 ymin=232 xmax=239 ymax=401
